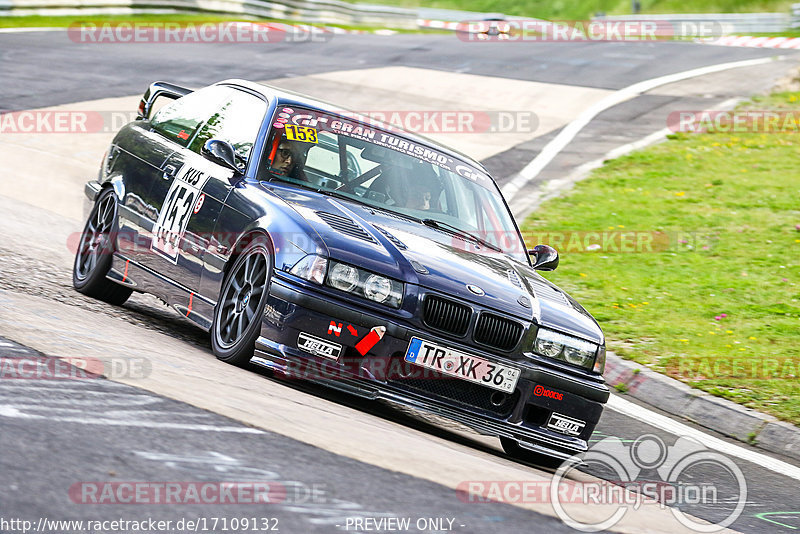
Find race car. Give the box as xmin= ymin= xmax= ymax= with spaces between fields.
xmin=73 ymin=79 xmax=609 ymax=463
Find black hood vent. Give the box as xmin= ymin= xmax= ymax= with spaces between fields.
xmin=316 ymin=211 xmax=376 ymax=244
xmin=373 ymin=225 xmax=407 ymax=250
xmin=530 ymin=278 xmax=569 ymax=305
xmin=507 ymin=269 xmax=523 ymax=288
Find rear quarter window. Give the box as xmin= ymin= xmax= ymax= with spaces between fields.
xmin=150 ymin=86 xmax=230 ymax=147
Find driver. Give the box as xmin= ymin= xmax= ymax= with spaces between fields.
xmin=406 ymin=184 xmax=433 ymax=210
xmin=404 ymin=171 xmax=442 ymax=211
xmin=270 ymin=137 xmax=308 ymax=181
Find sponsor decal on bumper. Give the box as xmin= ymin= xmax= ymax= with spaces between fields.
xmin=297 ymin=333 xmax=342 ymax=360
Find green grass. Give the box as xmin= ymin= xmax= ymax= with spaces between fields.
xmin=521 ymin=91 xmax=800 ymax=425
xmin=0 ymin=14 xmax=251 ymax=28
xmin=0 ymin=13 xmax=433 ymax=32
xmin=357 ymin=0 xmax=796 ymax=22
xmin=750 ymin=31 xmax=800 ymax=37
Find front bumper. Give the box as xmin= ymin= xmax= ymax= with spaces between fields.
xmin=253 ymin=275 xmax=609 ymax=459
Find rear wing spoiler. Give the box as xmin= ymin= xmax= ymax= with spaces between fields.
xmin=136 ymin=81 xmax=193 ymax=120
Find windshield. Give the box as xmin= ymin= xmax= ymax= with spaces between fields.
xmin=258 ymin=107 xmax=526 ymax=261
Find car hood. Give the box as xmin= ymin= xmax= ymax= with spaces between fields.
xmin=270 ymin=188 xmax=603 ymax=344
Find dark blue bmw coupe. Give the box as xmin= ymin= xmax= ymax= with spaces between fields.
xmin=74 ymin=79 xmax=609 ymax=463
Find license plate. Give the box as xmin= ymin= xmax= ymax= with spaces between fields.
xmin=547 ymin=413 xmax=586 ymax=436
xmin=404 ymin=337 xmax=520 ymax=393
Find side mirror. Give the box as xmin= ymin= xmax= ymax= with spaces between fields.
xmin=528 ymin=244 xmax=559 ymax=271
xmin=202 ymin=139 xmax=242 ymax=175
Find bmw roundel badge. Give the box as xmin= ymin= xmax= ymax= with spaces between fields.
xmin=467 ymin=284 xmax=485 ymax=296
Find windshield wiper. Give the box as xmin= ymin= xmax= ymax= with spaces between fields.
xmin=264 ymin=174 xmax=356 ymax=202
xmin=315 ymin=188 xmax=358 ymax=203
xmin=421 ymin=219 xmax=502 ymax=252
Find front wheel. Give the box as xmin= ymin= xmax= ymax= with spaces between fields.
xmin=211 ymin=237 xmax=272 ymax=366
xmin=72 ymin=189 xmax=132 ymax=305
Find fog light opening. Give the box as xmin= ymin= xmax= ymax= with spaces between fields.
xmin=490 ymin=391 xmax=507 ymax=407
xmin=397 ymin=358 xmax=414 ymax=378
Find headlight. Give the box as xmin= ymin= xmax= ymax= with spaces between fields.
xmin=534 ymin=337 xmax=562 ymax=358
xmin=329 ymin=263 xmax=359 ymax=292
xmin=364 ymin=274 xmax=392 ymax=303
xmin=532 ymin=328 xmax=599 ymax=371
xmin=289 ymin=254 xmax=328 ymax=285
xmin=325 ymin=261 xmax=403 ymax=308
xmin=563 ymin=345 xmax=595 ymax=368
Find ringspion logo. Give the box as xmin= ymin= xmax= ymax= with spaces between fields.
xmin=458 ymin=435 xmax=747 ymax=532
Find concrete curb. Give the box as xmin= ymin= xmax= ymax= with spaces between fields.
xmin=604 ymin=352 xmax=800 ymax=462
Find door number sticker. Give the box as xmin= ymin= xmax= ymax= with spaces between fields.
xmin=152 ymin=165 xmax=210 ymax=263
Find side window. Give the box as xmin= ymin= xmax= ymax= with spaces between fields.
xmin=150 ymin=86 xmax=229 ymax=147
xmin=189 ymin=90 xmax=267 ymax=165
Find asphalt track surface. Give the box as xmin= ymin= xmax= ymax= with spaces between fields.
xmin=1 ymin=30 xmax=800 ymax=533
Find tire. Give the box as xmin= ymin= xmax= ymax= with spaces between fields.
xmin=500 ymin=437 xmax=567 ymax=469
xmin=211 ymin=237 xmax=272 ymax=366
xmin=72 ymin=188 xmax=133 ymax=306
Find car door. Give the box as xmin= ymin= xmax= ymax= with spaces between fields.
xmin=145 ymin=87 xmax=268 ymax=294
xmin=119 ymin=86 xmax=230 ymax=272
xmin=111 ymin=119 xmax=178 ymax=268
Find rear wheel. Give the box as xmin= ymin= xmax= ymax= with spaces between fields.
xmin=500 ymin=437 xmax=567 ymax=469
xmin=72 ymin=189 xmax=132 ymax=305
xmin=211 ymin=238 xmax=272 ymax=366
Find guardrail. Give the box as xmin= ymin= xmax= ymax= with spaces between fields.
xmin=0 ymin=0 xmax=419 ymax=28
xmin=593 ymin=12 xmax=791 ymax=34
xmin=1 ymin=1 xmax=798 ymax=34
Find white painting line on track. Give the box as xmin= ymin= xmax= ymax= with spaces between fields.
xmin=501 ymin=56 xmax=784 ymax=199
xmin=0 ymin=395 xmax=158 ymax=406
xmin=510 ymin=97 xmax=743 ymax=217
xmin=608 ymin=395 xmax=800 ymax=482
xmin=0 ymin=28 xmax=64 ymax=33
xmin=0 ymin=404 xmax=264 ymax=433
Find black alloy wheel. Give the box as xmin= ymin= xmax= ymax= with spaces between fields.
xmin=72 ymin=188 xmax=133 ymax=305
xmin=212 ymin=238 xmax=272 ymax=365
